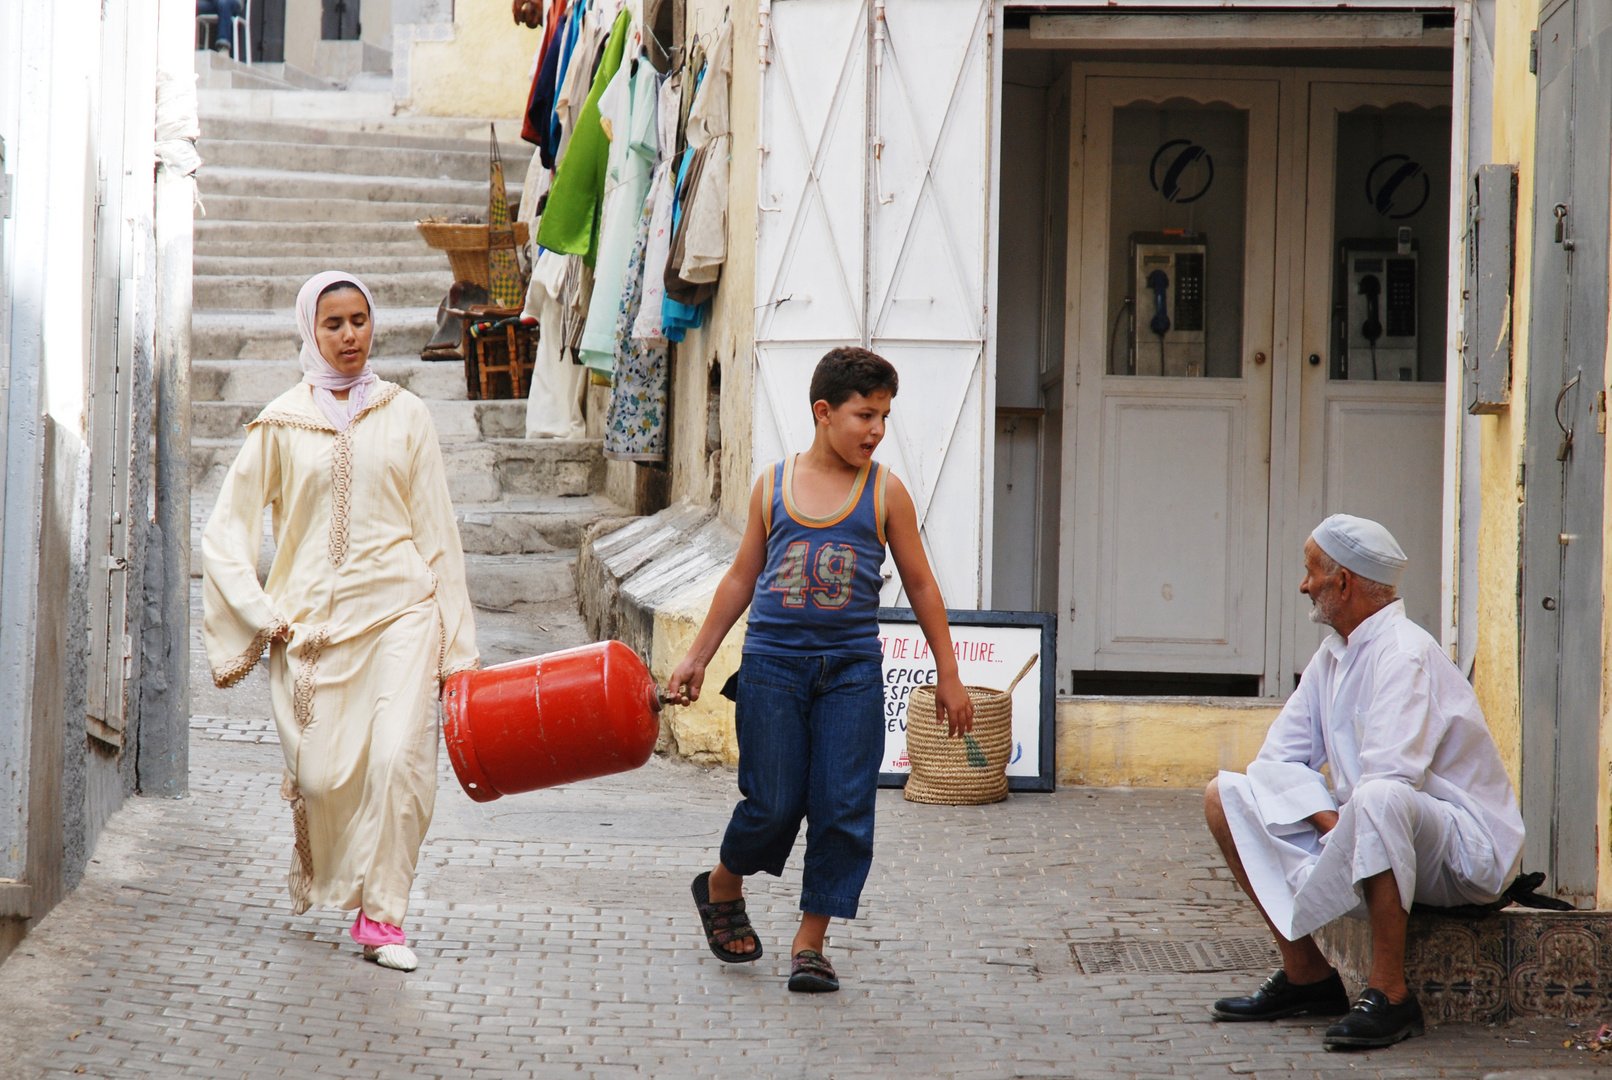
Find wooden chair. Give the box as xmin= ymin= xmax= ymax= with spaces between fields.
xmin=464 ymin=306 xmax=536 ymax=401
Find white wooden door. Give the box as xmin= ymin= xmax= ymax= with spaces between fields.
xmin=1287 ymin=80 xmax=1451 ymax=677
xmin=755 ymin=0 xmax=995 ymax=607
xmin=1065 ymin=74 xmax=1281 ymax=681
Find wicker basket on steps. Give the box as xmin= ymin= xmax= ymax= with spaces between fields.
xmin=416 ymin=221 xmax=530 ymax=289
xmin=902 ymin=654 xmax=1038 ymax=805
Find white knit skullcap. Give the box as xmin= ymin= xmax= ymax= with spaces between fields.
xmin=1310 ymin=514 xmax=1407 ymax=587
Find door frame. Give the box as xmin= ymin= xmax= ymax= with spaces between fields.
xmin=1062 ymin=68 xmax=1286 ymax=683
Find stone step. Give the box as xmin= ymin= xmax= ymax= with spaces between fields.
xmin=192 ymin=307 xmax=438 ymax=360
xmin=440 ymin=439 xmax=605 ymax=504
xmin=199 ymin=116 xmax=534 ymax=155
xmin=192 ymin=358 xmax=468 ymax=402
xmin=200 ymin=138 xmax=503 ymax=184
xmin=197 ymin=165 xmax=507 ymax=208
xmin=464 ymin=552 xmax=578 ymax=608
xmin=455 ymin=495 xmax=622 ymax=555
xmin=194 ymin=52 xmax=334 ymax=91
xmin=199 ymin=87 xmax=397 ymax=122
xmin=198 ymin=194 xmax=479 ymax=224
xmin=190 ymin=493 xmax=621 ymax=566
xmin=195 ymin=220 xmax=425 ymax=246
xmin=194 ymin=270 xmax=452 ymax=310
xmin=194 ymin=254 xmax=446 ymax=278
xmin=191 ymin=435 xmax=604 ymax=504
xmin=194 ymin=239 xmax=432 ymax=261
xmin=191 ymin=398 xmax=526 ymax=442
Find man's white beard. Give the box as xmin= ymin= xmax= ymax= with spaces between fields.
xmin=1308 ymin=597 xmax=1339 ymax=627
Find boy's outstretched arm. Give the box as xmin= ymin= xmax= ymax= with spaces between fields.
xmin=664 ymin=476 xmax=770 ymax=705
xmin=884 ymin=475 xmax=975 ymax=736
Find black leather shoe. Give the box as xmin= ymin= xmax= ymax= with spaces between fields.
xmin=1210 ymin=969 xmax=1351 ymax=1021
xmin=1322 ymin=988 xmax=1425 ymax=1050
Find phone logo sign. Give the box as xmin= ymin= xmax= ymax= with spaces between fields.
xmin=1149 ymin=140 xmax=1215 ymax=204
xmin=1365 ymin=155 xmax=1430 ymax=220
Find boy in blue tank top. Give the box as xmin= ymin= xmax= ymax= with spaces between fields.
xmin=665 ymin=347 xmax=975 ymax=993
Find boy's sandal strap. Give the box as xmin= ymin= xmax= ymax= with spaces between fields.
xmin=791 ymin=949 xmax=835 ymax=977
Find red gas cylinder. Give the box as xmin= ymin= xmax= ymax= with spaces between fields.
xmin=442 ymin=640 xmax=662 ymax=803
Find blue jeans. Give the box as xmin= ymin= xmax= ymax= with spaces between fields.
xmin=198 ymin=0 xmax=244 ymax=53
xmin=719 ymin=653 xmax=885 ymax=920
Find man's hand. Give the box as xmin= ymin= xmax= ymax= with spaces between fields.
xmin=933 ymin=675 xmax=975 ymax=737
xmin=1308 ymin=809 xmax=1339 ymax=835
xmin=665 ymin=655 xmax=705 ymax=706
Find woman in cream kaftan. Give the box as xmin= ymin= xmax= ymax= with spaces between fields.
xmin=203 ymin=273 xmax=477 ymax=970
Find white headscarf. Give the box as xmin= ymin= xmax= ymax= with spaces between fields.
xmin=296 ymin=271 xmax=380 ymax=430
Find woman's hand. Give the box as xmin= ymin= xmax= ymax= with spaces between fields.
xmin=933 ymin=674 xmax=974 ymax=737
xmin=665 ymin=654 xmax=706 ymax=706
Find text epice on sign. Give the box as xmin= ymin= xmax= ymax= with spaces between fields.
xmin=877 ymin=617 xmax=1045 ymax=782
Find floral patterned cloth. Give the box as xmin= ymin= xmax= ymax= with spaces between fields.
xmin=604 ymin=195 xmax=669 ymax=462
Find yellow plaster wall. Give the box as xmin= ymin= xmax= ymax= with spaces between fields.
xmin=649 ymin=573 xmax=746 ymax=765
xmin=1473 ymin=0 xmax=1537 ymax=794
xmin=405 ymin=0 xmax=545 ymax=118
xmin=1055 ymin=699 xmax=1281 ymax=788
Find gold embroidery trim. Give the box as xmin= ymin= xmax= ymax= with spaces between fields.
xmin=329 ymin=427 xmax=353 ymax=566
xmin=282 ymin=623 xmax=331 ymax=916
xmin=210 ymin=617 xmax=289 ymax=689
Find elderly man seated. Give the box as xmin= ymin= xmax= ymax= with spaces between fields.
xmin=1204 ymin=514 xmax=1524 ymax=1050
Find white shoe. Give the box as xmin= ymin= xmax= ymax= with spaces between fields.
xmin=363 ymin=943 xmax=418 ymax=971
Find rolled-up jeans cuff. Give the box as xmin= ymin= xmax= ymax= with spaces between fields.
xmin=799 ymin=890 xmax=859 ymax=920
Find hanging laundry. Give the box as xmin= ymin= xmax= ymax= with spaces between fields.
xmin=523 ymin=250 xmax=588 ymax=439
xmin=520 ymin=0 xmax=568 ymax=152
xmin=546 ymin=0 xmax=585 ymax=160
xmin=604 ymin=193 xmax=669 ymax=461
xmin=660 ymin=111 xmax=711 ymax=342
xmin=579 ymin=44 xmax=659 ymax=375
xmin=631 ymin=71 xmax=681 ymax=344
xmin=537 ymin=6 xmax=630 ymax=265
xmin=679 ymin=19 xmax=731 ymax=284
xmin=554 ymin=6 xmax=608 ymax=166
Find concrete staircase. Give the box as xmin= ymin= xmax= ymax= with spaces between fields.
xmin=191 ymin=114 xmax=622 ymax=664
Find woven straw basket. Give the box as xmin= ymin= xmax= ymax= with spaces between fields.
xmin=903 ymin=654 xmax=1038 ymax=805
xmin=416 ymin=221 xmax=530 ymax=288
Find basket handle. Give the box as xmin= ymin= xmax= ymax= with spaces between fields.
xmin=1005 ymin=653 xmax=1040 ymax=696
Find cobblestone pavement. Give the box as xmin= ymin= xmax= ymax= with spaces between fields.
xmin=0 ymin=597 xmax=1591 ymax=1078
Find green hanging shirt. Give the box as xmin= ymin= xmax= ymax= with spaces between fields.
xmin=535 ymin=8 xmax=632 ymax=267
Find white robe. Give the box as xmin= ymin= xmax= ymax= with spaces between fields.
xmin=1217 ymin=601 xmax=1524 ymax=941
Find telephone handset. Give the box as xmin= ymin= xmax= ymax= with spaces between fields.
xmin=1357 ymin=273 xmax=1383 ymax=380
xmin=1147 ymin=269 xmax=1172 ymax=337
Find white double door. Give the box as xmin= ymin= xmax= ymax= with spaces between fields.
xmin=1061 ymin=67 xmax=1450 ymax=694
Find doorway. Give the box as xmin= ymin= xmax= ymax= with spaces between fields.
xmin=993 ymin=57 xmax=1452 ymax=697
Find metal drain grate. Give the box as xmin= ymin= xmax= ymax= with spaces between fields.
xmin=1072 ymin=937 xmax=1280 ymax=975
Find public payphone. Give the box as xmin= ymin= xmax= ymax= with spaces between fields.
xmin=1129 ymin=232 xmax=1208 ymax=377
xmin=1337 ymin=230 xmax=1419 ymax=381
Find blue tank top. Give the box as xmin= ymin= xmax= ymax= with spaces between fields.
xmin=744 ymin=457 xmax=890 ymax=659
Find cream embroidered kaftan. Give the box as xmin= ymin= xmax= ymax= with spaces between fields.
xmin=202 ymin=382 xmax=478 ymax=926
